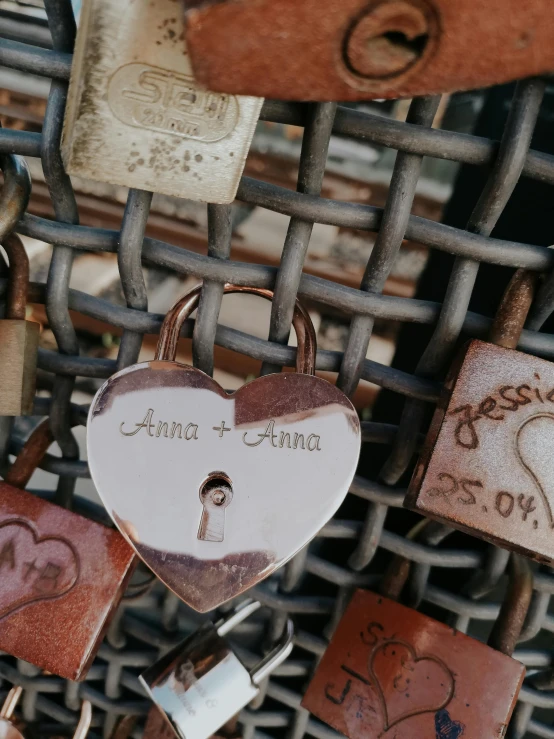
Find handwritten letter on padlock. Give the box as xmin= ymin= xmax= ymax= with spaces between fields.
xmin=407 ymin=341 xmax=554 ymax=564
xmin=302 ymin=590 xmax=524 ymax=738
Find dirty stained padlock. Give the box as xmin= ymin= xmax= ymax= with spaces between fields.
xmin=180 ymin=0 xmax=554 ymax=102
xmin=406 ymin=269 xmax=554 ymax=564
xmin=87 ymin=284 xmax=361 ymax=612
xmin=61 ymin=0 xmax=263 ymax=204
xmin=302 ymin=536 xmax=530 ymax=738
xmin=0 ymin=687 xmax=92 ymax=738
xmin=140 ymin=600 xmax=293 ymax=739
xmin=0 ymin=149 xmax=38 ymax=417
xmin=0 ymin=419 xmax=136 ymax=680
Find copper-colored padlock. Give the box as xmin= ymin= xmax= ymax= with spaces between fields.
xmin=406 ymin=269 xmax=554 ymax=564
xmin=0 ymin=419 xmax=136 ymax=680
xmin=302 ymin=534 xmax=529 ymax=738
xmin=180 ymin=0 xmax=554 ymax=102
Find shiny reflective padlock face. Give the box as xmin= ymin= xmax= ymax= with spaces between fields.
xmin=302 ymin=590 xmax=525 ymax=738
xmin=0 ymin=482 xmax=135 ymax=680
xmin=140 ymin=624 xmax=257 ymax=739
xmin=87 ymin=363 xmax=361 ymax=612
xmin=61 ymin=0 xmax=262 ymax=203
xmin=407 ymin=340 xmax=554 ymax=563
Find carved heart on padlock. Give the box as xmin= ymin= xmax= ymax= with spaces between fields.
xmin=368 ymin=640 xmax=455 ymax=730
xmin=0 ymin=520 xmax=79 ymax=619
xmin=88 ymin=363 xmax=360 ymax=612
xmin=516 ymin=413 xmax=554 ymax=527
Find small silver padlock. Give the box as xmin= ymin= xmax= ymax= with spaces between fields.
xmin=62 ymin=0 xmax=263 ymax=203
xmin=0 ymin=686 xmax=92 ymax=738
xmin=140 ymin=600 xmax=294 ymax=739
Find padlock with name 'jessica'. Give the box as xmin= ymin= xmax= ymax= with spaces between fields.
xmin=140 ymin=600 xmax=293 ymax=739
xmin=87 ymin=284 xmax=361 ymax=613
xmin=406 ymin=269 xmax=554 ymax=563
xmin=0 ymin=419 xmax=136 ymax=680
xmin=302 ymin=553 xmax=529 ymax=739
xmin=61 ymin=0 xmax=262 ymax=204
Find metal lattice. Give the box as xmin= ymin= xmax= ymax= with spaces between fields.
xmin=1 ymin=2 xmax=554 ymax=738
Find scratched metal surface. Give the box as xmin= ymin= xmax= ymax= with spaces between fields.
xmin=0 ymin=2 xmax=554 ymax=737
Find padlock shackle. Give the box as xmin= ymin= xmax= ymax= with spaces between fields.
xmin=251 ymin=617 xmax=294 ymax=685
xmin=73 ymin=700 xmax=92 ymax=739
xmin=487 ymin=553 xmax=533 ymax=657
xmin=3 ymin=234 xmax=29 ymax=321
xmin=216 ymin=599 xmax=261 ymax=637
xmin=0 ymin=153 xmax=31 ymax=243
xmin=378 ymin=518 xmax=430 ymax=601
xmin=0 ymin=686 xmax=22 ymax=721
xmin=5 ymin=418 xmax=54 ymax=489
xmin=155 ymin=283 xmax=317 ymax=375
xmin=489 ymin=269 xmax=538 ymax=349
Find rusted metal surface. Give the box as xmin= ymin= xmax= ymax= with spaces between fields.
xmin=181 ymin=0 xmax=554 ymax=101
xmin=302 ymin=589 xmax=525 ymax=738
xmin=489 ymin=269 xmax=538 ymax=349
xmin=488 ymin=555 xmax=533 ymax=657
xmin=3 ymin=234 xmax=28 ymax=321
xmin=0 ymin=420 xmax=136 ymax=681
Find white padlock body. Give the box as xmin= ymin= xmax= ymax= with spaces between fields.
xmin=62 ymin=0 xmax=262 ymax=203
xmin=140 ymin=625 xmax=259 ymax=739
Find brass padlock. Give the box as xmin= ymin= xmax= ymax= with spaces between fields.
xmin=140 ymin=600 xmax=293 ymax=739
xmin=0 ymin=686 xmax=92 ymax=738
xmin=302 ymin=534 xmax=530 ymax=738
xmin=0 ymin=149 xmax=38 ymax=417
xmin=0 ymin=419 xmax=136 ymax=680
xmin=61 ymin=0 xmax=263 ymax=204
xmin=406 ymin=269 xmax=554 ymax=563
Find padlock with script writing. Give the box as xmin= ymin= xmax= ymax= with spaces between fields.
xmin=302 ymin=546 xmax=530 ymax=738
xmin=61 ymin=0 xmax=262 ymax=203
xmin=0 ymin=419 xmax=136 ymax=680
xmin=140 ymin=600 xmax=292 ymax=739
xmin=406 ymin=269 xmax=554 ymax=563
xmin=87 ymin=284 xmax=361 ymax=612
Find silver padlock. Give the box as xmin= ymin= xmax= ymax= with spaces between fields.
xmin=140 ymin=600 xmax=294 ymax=739
xmin=62 ymin=0 xmax=263 ymax=204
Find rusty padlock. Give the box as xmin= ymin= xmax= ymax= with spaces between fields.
xmin=180 ymin=0 xmax=554 ymax=101
xmin=0 ymin=419 xmax=136 ymax=680
xmin=302 ymin=538 xmax=530 ymax=738
xmin=0 ymin=686 xmax=92 ymax=739
xmin=0 ymin=150 xmax=38 ymax=417
xmin=406 ymin=268 xmax=554 ymax=564
xmin=140 ymin=600 xmax=293 ymax=739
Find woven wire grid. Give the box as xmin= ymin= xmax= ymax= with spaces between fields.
xmin=1 ymin=2 xmax=554 ymax=737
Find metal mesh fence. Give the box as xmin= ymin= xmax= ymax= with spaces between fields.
xmin=1 ymin=2 xmax=554 ymax=737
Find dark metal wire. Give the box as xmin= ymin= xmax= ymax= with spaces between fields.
xmin=1 ymin=6 xmax=554 ymax=737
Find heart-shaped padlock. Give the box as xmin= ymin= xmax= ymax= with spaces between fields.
xmin=87 ymin=285 xmax=361 ymax=612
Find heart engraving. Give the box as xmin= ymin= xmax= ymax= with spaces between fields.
xmin=87 ymin=362 xmax=360 ymax=612
xmin=0 ymin=519 xmax=79 ymax=620
xmin=516 ymin=413 xmax=554 ymax=526
xmin=368 ymin=640 xmax=455 ymax=730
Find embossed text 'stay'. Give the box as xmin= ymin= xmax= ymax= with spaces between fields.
xmin=302 ymin=590 xmax=525 ymax=738
xmin=87 ymin=362 xmax=361 ymax=612
xmin=407 ymin=340 xmax=554 ymax=564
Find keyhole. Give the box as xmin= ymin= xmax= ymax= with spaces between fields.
xmin=197 ymin=472 xmax=233 ymax=542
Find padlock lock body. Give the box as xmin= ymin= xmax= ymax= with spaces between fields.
xmin=0 ymin=719 xmax=24 ymax=739
xmin=140 ymin=624 xmax=258 ymax=739
xmin=61 ymin=0 xmax=262 ymax=204
xmin=406 ymin=339 xmax=554 ymax=564
xmin=0 ymin=481 xmax=135 ymax=680
xmin=0 ymin=320 xmax=38 ymax=416
xmin=302 ymin=589 xmax=525 ymax=738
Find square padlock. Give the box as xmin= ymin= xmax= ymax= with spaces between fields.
xmin=406 ymin=339 xmax=554 ymax=564
xmin=302 ymin=589 xmax=525 ymax=738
